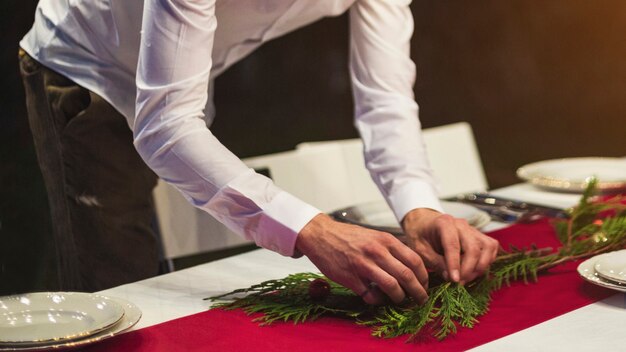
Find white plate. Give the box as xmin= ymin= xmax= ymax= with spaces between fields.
xmin=333 ymin=200 xmax=491 ymax=233
xmin=0 ymin=296 xmax=141 ymax=351
xmin=441 ymin=201 xmax=492 ymax=229
xmin=577 ymin=253 xmax=626 ymax=293
xmin=594 ymin=249 xmax=626 ymax=284
xmin=517 ymin=157 xmax=626 ymax=193
xmin=0 ymin=292 xmax=124 ymax=346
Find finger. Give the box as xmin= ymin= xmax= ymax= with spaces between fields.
xmin=389 ymin=244 xmax=429 ymax=289
xmin=462 ymin=235 xmax=500 ymax=283
xmin=427 ymin=253 xmax=447 ymax=279
xmin=481 ymin=236 xmax=500 ymax=273
xmin=474 ymin=236 xmax=496 ymax=275
xmin=354 ymin=280 xmax=386 ymax=305
xmin=381 ymin=249 xmax=429 ymax=304
xmin=490 ymin=237 xmax=500 ymax=262
xmin=437 ymin=216 xmax=462 ymax=282
xmin=325 ymin=270 xmax=387 ymax=306
xmin=458 ymin=233 xmax=482 ymax=284
xmin=357 ymin=264 xmax=406 ymax=304
xmin=484 ymin=236 xmax=499 ymax=265
xmin=410 ymin=238 xmax=447 ymax=277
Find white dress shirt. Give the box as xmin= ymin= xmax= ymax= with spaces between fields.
xmin=21 ymin=0 xmax=442 ymax=257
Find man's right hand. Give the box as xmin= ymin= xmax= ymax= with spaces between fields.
xmin=295 ymin=213 xmax=429 ymax=305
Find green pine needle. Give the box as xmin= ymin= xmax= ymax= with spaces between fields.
xmin=206 ymin=181 xmax=626 ymax=342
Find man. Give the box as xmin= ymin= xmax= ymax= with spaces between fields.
xmin=20 ymin=0 xmax=499 ymax=303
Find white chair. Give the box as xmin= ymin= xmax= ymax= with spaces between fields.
xmin=420 ymin=121 xmax=488 ymax=196
xmin=295 ymin=121 xmax=488 ymax=200
xmin=243 ymin=145 xmax=377 ymax=212
xmin=153 ymin=121 xmax=488 ymax=263
xmin=153 ymin=179 xmax=251 ymax=262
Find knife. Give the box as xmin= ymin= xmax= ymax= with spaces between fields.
xmin=450 ymin=193 xmax=570 ymax=223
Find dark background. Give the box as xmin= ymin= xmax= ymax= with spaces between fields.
xmin=2 ymin=1 xmax=625 ymax=294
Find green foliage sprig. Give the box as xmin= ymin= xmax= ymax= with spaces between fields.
xmin=207 ymin=180 xmax=626 ymax=341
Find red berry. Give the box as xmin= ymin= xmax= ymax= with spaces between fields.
xmin=308 ymin=278 xmax=331 ymax=301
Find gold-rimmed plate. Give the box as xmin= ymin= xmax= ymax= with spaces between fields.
xmin=0 ymin=292 xmax=124 ymax=347
xmin=0 ymin=296 xmax=141 ymax=351
xmin=517 ymin=157 xmax=626 ymax=193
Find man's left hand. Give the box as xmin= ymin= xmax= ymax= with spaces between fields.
xmin=402 ymin=208 xmax=500 ymax=284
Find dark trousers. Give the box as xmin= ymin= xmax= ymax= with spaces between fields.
xmin=19 ymin=49 xmax=161 ymax=292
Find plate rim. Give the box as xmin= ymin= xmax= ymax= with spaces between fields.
xmin=0 ymin=296 xmax=141 ymax=352
xmin=593 ymin=249 xmax=626 ymax=284
xmin=577 ymin=253 xmax=626 ymax=293
xmin=0 ymin=292 xmax=125 ymax=345
xmin=517 ymin=157 xmax=626 ymax=192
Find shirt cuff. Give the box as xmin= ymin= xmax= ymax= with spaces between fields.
xmin=386 ymin=180 xmax=443 ymax=223
xmin=258 ymin=191 xmax=322 ymax=256
xmin=203 ymin=169 xmax=322 ymax=257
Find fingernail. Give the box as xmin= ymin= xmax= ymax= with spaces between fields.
xmin=451 ymin=270 xmax=460 ymax=282
xmin=442 ymin=270 xmax=449 ymax=280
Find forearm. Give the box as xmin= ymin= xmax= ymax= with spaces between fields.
xmin=134 ymin=0 xmax=321 ymax=256
xmin=349 ymin=0 xmax=442 ymax=221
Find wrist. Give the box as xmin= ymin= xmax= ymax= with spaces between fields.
xmin=401 ymin=207 xmax=441 ymax=231
xmin=295 ymin=213 xmax=331 ymax=256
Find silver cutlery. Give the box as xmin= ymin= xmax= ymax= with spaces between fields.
xmin=450 ymin=193 xmax=570 ymax=223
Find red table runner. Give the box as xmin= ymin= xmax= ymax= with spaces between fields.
xmin=85 ymin=219 xmax=614 ymax=351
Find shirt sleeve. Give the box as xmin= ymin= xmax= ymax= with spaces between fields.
xmin=349 ymin=0 xmax=444 ymax=221
xmin=133 ymin=0 xmax=321 ymax=256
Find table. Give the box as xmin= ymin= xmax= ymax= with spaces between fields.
xmin=96 ymin=183 xmax=626 ymax=351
